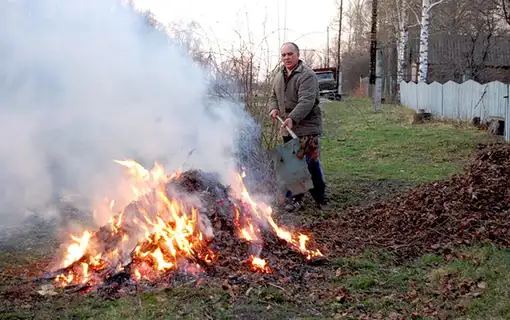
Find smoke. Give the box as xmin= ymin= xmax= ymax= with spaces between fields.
xmin=0 ymin=0 xmax=260 ymax=227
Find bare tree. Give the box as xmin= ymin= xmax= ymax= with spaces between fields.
xmin=459 ymin=1 xmax=502 ymax=81
xmin=330 ymin=0 xmax=372 ymax=94
xmin=345 ymin=0 xmax=372 ymax=53
xmin=502 ymin=0 xmax=510 ymax=25
xmin=418 ymin=0 xmax=509 ymax=82
xmin=166 ymin=21 xmax=212 ymax=67
xmin=485 ymin=0 xmax=510 ymax=26
xmin=300 ymin=49 xmax=323 ymax=68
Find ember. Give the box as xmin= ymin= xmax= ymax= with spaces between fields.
xmin=41 ymin=159 xmax=323 ymax=292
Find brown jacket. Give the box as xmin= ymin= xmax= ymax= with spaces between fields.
xmin=269 ymin=60 xmax=323 ymax=137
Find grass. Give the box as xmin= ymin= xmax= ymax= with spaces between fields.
xmin=0 ymin=285 xmax=234 ymax=319
xmin=328 ymin=245 xmax=510 ymax=319
xmin=321 ymin=98 xmax=492 ymax=181
xmin=319 ymin=98 xmax=496 ymax=208
xmin=0 ymin=98 xmax=506 ymax=319
xmin=3 ymin=245 xmax=509 ymax=319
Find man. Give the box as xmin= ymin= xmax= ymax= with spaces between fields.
xmin=269 ymin=42 xmax=328 ymax=212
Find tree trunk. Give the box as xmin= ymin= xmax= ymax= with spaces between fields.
xmin=418 ymin=0 xmax=446 ymax=83
xmin=369 ymin=0 xmax=379 ymax=112
xmin=418 ymin=0 xmax=431 ymax=82
xmin=369 ymin=0 xmax=378 ymax=87
xmin=417 ymin=0 xmax=449 ymax=83
xmin=395 ymin=0 xmax=408 ymax=93
xmin=374 ymin=47 xmax=383 ymax=110
xmin=337 ymin=0 xmax=343 ymax=95
xmin=503 ymin=0 xmax=510 ymax=26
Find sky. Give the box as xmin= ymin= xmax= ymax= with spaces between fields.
xmin=133 ymin=0 xmax=340 ymax=65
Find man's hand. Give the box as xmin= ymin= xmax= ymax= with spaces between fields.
xmin=281 ymin=118 xmax=293 ymax=130
xmin=270 ymin=109 xmax=279 ymax=120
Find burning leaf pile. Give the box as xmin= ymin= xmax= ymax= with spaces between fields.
xmin=39 ymin=160 xmax=323 ymax=293
xmin=316 ymin=142 xmax=510 ymax=260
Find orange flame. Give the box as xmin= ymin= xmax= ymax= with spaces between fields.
xmin=250 ymin=255 xmax=272 ymax=273
xmin=62 ymin=231 xmax=92 ymax=267
xmin=231 ymin=173 xmax=323 ymax=260
xmin=54 ymin=159 xmax=322 ymax=287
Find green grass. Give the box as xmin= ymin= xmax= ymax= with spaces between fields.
xmin=321 ymin=98 xmax=492 ymax=182
xmin=0 ymin=285 xmax=234 ymax=319
xmin=317 ymin=98 xmax=496 ymax=208
xmin=328 ymin=245 xmax=510 ymax=319
xmin=3 ymin=245 xmax=509 ymax=319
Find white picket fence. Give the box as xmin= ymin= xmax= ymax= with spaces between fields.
xmin=400 ymin=80 xmax=510 ymax=142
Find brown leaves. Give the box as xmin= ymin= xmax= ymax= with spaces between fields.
xmin=334 ymin=287 xmax=350 ymax=303
xmin=222 ymin=279 xmax=236 ymax=298
xmin=313 ymin=142 xmax=510 ymax=261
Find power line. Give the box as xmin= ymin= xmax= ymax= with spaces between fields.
xmin=276 ymin=0 xmax=281 ymax=47
xmin=283 ymin=0 xmax=287 ymax=42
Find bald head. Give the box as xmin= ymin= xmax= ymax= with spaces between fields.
xmin=280 ymin=42 xmax=300 ymax=69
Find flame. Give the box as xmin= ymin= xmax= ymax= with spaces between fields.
xmin=250 ymin=255 xmax=272 ymax=273
xmin=150 ymin=248 xmax=174 ymax=271
xmin=81 ymin=263 xmax=89 ymax=283
xmin=62 ymin=231 xmax=92 ymax=267
xmin=231 ymin=173 xmax=323 ymax=260
xmin=133 ymin=268 xmax=141 ymax=281
xmin=53 ymin=159 xmax=322 ymax=287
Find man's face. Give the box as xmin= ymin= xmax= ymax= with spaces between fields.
xmin=280 ymin=44 xmax=299 ymax=69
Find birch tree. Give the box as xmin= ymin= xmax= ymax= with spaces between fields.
xmin=395 ymin=0 xmax=409 ymax=95
xmin=417 ymin=0 xmax=447 ymax=82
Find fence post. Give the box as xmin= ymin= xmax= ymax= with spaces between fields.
xmin=505 ymin=83 xmax=510 ymax=143
xmin=440 ymin=82 xmax=444 ymax=117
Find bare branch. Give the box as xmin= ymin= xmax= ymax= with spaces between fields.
xmin=503 ymin=0 xmax=510 ymax=25
xmin=407 ymin=3 xmax=422 ymax=26
xmin=395 ymin=0 xmax=402 ymax=20
xmin=429 ymin=0 xmax=447 ymax=12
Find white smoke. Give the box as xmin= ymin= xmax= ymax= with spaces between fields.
xmin=0 ymin=0 xmax=259 ymax=227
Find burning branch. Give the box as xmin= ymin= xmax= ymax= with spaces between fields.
xmin=39 ymin=160 xmax=323 ymax=292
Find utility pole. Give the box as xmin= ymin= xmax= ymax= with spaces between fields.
xmin=326 ymin=26 xmax=330 ymax=67
xmin=336 ymin=0 xmax=343 ymax=96
xmin=369 ymin=0 xmax=380 ymax=112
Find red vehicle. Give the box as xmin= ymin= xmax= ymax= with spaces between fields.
xmin=313 ymin=67 xmax=342 ymax=100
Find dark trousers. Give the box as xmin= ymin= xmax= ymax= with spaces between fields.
xmin=283 ymin=135 xmax=327 ymax=204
